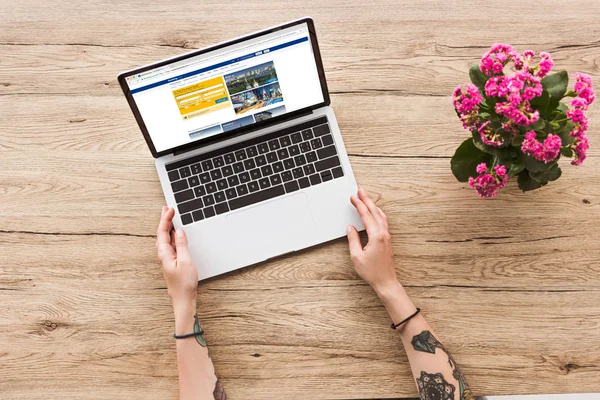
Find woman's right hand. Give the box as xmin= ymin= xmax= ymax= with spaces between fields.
xmin=346 ymin=188 xmax=399 ymax=297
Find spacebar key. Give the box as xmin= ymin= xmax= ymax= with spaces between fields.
xmin=228 ymin=185 xmax=285 ymax=211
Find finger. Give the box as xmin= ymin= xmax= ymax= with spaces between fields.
xmin=174 ymin=228 xmax=192 ymax=261
xmin=346 ymin=225 xmax=363 ymax=259
xmin=350 ymin=194 xmax=378 ymax=238
xmin=377 ymin=207 xmax=389 ymax=231
xmin=157 ymin=208 xmax=176 ymax=261
xmin=358 ymin=187 xmax=385 ymax=228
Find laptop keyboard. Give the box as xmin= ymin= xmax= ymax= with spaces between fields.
xmin=165 ymin=116 xmax=344 ymax=225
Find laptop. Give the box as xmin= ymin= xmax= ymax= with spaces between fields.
xmin=118 ymin=17 xmax=364 ymax=280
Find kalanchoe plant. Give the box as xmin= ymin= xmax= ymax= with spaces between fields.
xmin=451 ymin=44 xmax=595 ymax=198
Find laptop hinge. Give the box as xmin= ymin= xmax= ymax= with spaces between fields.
xmin=173 ymin=109 xmax=314 ymax=156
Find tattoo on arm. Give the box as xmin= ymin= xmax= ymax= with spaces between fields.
xmin=192 ymin=315 xmax=227 ymax=399
xmin=412 ymin=330 xmax=472 ymax=400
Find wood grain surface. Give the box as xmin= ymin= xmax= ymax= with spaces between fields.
xmin=1 ymin=1 xmax=600 ymax=399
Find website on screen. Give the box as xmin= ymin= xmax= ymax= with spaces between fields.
xmin=126 ymin=23 xmax=324 ymax=153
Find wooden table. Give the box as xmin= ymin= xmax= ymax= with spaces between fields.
xmin=2 ymin=1 xmax=600 ymax=399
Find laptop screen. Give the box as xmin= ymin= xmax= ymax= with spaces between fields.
xmin=123 ymin=22 xmax=325 ymax=154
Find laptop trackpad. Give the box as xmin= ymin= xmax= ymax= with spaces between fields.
xmin=224 ymin=193 xmax=315 ymax=262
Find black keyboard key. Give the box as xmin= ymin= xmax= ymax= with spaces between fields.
xmin=213 ymin=156 xmax=225 ymax=168
xmin=270 ymin=174 xmax=282 ymax=185
xmin=283 ymin=158 xmax=295 ymax=170
xmin=210 ymin=169 xmax=222 ymax=180
xmin=332 ymin=166 xmax=344 ymax=179
xmin=204 ymin=206 xmax=216 ymax=218
xmin=179 ymin=166 xmax=191 ymax=178
xmin=222 ymin=165 xmax=233 ymax=177
xmin=246 ymin=146 xmax=258 ymax=157
xmin=261 ymin=165 xmax=273 ymax=176
xmin=279 ymin=135 xmax=291 ymax=147
xmin=194 ymin=186 xmax=206 ymax=197
xmin=259 ymin=177 xmax=271 ymax=189
xmin=273 ymin=161 xmax=284 ymax=173
xmin=317 ymin=145 xmax=337 ymax=160
xmin=255 ymin=155 xmax=267 ymax=167
xmin=206 ymin=182 xmax=217 ymax=194
xmin=192 ymin=209 xmax=204 ymax=222
xmin=178 ymin=198 xmax=203 ymax=214
xmin=202 ymin=160 xmax=213 ymax=171
xmin=281 ymin=171 xmax=293 ymax=182
xmin=229 ymin=185 xmax=285 ymax=211
xmin=289 ymin=145 xmax=300 ymax=156
xmin=199 ymin=172 xmax=211 ymax=184
xmin=257 ymin=142 xmax=269 ymax=154
xmin=277 ymin=148 xmax=289 ymax=160
xmin=284 ymin=180 xmax=300 ymax=193
xmin=291 ymin=132 xmax=302 ymax=143
xmin=203 ymin=194 xmax=215 ymax=206
xmin=303 ymin=164 xmax=316 ymax=175
xmin=268 ymin=139 xmax=280 ymax=151
xmin=315 ymin=155 xmax=341 ymax=172
xmin=313 ymin=124 xmax=331 ymax=136
xmin=224 ymin=153 xmax=235 ymax=164
xmin=321 ymin=170 xmax=333 ymax=181
xmin=266 ymin=151 xmax=278 ymax=163
xmin=301 ymin=129 xmax=313 ymax=140
xmin=310 ymin=138 xmax=323 ymax=150
xmin=240 ymin=172 xmax=251 ymax=183
xmin=175 ymin=189 xmax=194 ymax=203
xmin=294 ymin=154 xmax=307 ymax=166
xmin=227 ymin=175 xmax=240 ymax=187
xmin=233 ymin=162 xmax=244 ymax=173
xmin=306 ymin=151 xmax=317 ymax=163
xmin=292 ymin=167 xmax=304 ymax=179
xmin=321 ymin=134 xmax=334 ymax=147
xmin=168 ymin=170 xmax=180 ymax=182
xmin=188 ymin=176 xmax=200 ymax=187
xmin=309 ymin=173 xmax=322 ymax=185
xmin=244 ymin=158 xmax=256 ymax=170
xmin=300 ymin=142 xmax=311 ymax=153
xmin=191 ymin=163 xmax=202 ymax=174
xmin=237 ymin=184 xmax=249 ymax=196
xmin=215 ymin=202 xmax=229 ymax=215
xmin=250 ymin=168 xmax=262 ymax=180
xmin=248 ymin=181 xmax=260 ymax=192
xmin=225 ymin=188 xmax=237 ymax=199
xmin=298 ymin=177 xmax=310 ymax=188
xmin=216 ymin=179 xmax=228 ymax=191
xmin=235 ymin=150 xmax=247 ymax=161
xmin=214 ymin=191 xmax=226 ymax=203
xmin=181 ymin=213 xmax=193 ymax=225
xmin=171 ymin=179 xmax=188 ymax=193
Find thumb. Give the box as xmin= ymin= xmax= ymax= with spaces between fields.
xmin=174 ymin=229 xmax=191 ymax=259
xmin=346 ymin=225 xmax=363 ymax=259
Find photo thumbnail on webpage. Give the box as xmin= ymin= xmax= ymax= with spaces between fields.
xmin=224 ymin=61 xmax=283 ymax=115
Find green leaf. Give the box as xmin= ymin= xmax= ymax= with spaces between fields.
xmin=451 ymin=138 xmax=492 ymax=182
xmin=469 ymin=64 xmax=488 ymax=94
xmin=521 ymin=153 xmax=552 ymax=173
xmin=541 ymin=70 xmax=569 ymax=100
xmin=555 ymin=120 xmax=575 ymax=146
xmin=518 ymin=170 xmax=548 ymax=192
xmin=560 ymin=147 xmax=574 ymax=157
xmin=529 ymin=163 xmax=562 ymax=183
xmin=556 ymin=102 xmax=568 ymax=112
xmin=508 ymin=160 xmax=525 ymax=177
xmin=526 ymin=118 xmax=546 ymax=132
xmin=530 ymin=90 xmax=550 ymax=109
xmin=546 ymin=164 xmax=562 ymax=181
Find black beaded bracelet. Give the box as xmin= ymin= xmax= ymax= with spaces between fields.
xmin=391 ymin=308 xmax=421 ymax=330
xmin=173 ymin=329 xmax=204 ymax=339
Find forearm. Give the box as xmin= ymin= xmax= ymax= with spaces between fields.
xmin=378 ymin=282 xmax=472 ymax=400
xmin=174 ymin=302 xmax=226 ymax=400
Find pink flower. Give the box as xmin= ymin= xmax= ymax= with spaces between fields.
xmin=468 ymin=162 xmax=509 ymax=198
xmin=478 ymin=121 xmax=504 ymax=147
xmin=537 ymin=52 xmax=554 ymax=78
xmin=523 ymin=50 xmax=535 ymax=59
xmin=480 ymin=43 xmax=520 ymax=76
xmin=572 ymin=134 xmax=590 ymax=166
xmin=485 ymin=71 xmax=542 ymax=126
xmin=453 ymin=84 xmax=482 ymax=130
xmin=521 ymin=131 xmax=561 ymax=163
xmin=573 ymin=73 xmax=595 ymax=105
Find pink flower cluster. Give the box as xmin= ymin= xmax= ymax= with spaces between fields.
xmin=567 ymin=73 xmax=595 ymax=165
xmin=468 ymin=163 xmax=509 ymax=198
xmin=486 ymin=72 xmax=543 ymax=126
xmin=521 ymin=131 xmax=562 ymax=163
xmin=452 ymin=83 xmax=482 ymax=129
xmin=478 ymin=121 xmax=504 ymax=147
xmin=480 ymin=44 xmax=520 ymax=76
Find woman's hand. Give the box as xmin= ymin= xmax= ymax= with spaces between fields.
xmin=156 ymin=207 xmax=198 ymax=320
xmin=346 ymin=188 xmax=399 ymax=298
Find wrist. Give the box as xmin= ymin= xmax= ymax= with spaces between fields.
xmin=375 ymin=281 xmax=417 ymax=324
xmin=173 ymin=298 xmax=197 ymax=334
